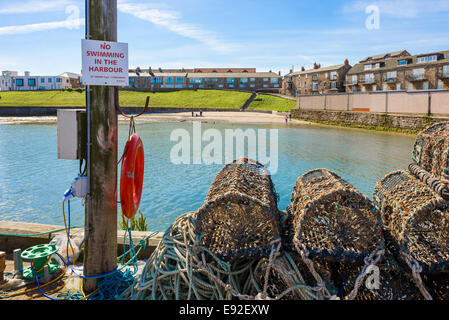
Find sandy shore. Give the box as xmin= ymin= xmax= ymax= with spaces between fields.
xmin=0 ymin=111 xmax=314 ymax=126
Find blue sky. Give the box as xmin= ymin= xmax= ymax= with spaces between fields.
xmin=0 ymin=0 xmax=449 ymax=76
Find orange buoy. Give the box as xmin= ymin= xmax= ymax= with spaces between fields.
xmin=120 ymin=133 xmax=144 ymax=219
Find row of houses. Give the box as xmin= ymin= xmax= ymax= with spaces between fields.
xmin=128 ymin=67 xmax=282 ymax=92
xmin=282 ymin=49 xmax=449 ymax=96
xmin=0 ymin=71 xmax=81 ymax=91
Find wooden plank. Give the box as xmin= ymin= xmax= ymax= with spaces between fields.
xmin=83 ymin=0 xmax=119 ymax=293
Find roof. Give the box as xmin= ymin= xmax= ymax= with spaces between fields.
xmin=59 ymin=72 xmax=81 ymax=79
xmin=285 ymin=64 xmax=350 ymax=77
xmin=348 ymin=50 xmax=449 ymax=75
xmin=359 ymin=50 xmax=410 ymax=63
xmin=187 ymin=72 xmax=279 ymax=78
xmin=129 ymin=72 xmax=188 ymax=77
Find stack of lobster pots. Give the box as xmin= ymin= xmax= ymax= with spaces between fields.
xmin=373 ymin=122 xmax=449 ymax=300
xmin=193 ymin=158 xmax=282 ymax=262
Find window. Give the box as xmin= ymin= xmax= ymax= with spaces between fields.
xmin=165 ymin=77 xmax=174 ymax=84
xmin=213 ymin=78 xmax=218 ymax=82
xmin=263 ymin=78 xmax=269 ymax=82
xmin=41 ymin=78 xmax=45 ymax=83
xmin=152 ymin=77 xmax=162 ymax=83
xmin=398 ymin=60 xmax=408 ymax=66
xmin=228 ymin=84 xmax=234 ymax=88
xmin=365 ymin=73 xmax=374 ymax=83
xmin=413 ymin=68 xmax=425 ymax=80
xmin=204 ymin=78 xmax=210 ymax=82
xmin=250 ymin=84 xmax=255 ymax=88
xmin=351 ymin=75 xmax=357 ymax=84
xmin=330 ymin=71 xmax=337 ymax=80
xmin=418 ymin=55 xmax=437 ymax=64
xmin=227 ymin=78 xmax=234 ymax=84
xmin=387 ymin=71 xmax=397 ymax=79
xmin=241 ymin=78 xmax=248 ymax=83
xmin=16 ymin=79 xmax=24 ymax=86
xmin=438 ymin=80 xmax=443 ymax=90
xmin=56 ymin=78 xmax=61 ymax=83
xmin=372 ymin=85 xmax=377 ymax=91
xmin=129 ymin=78 xmax=135 ymax=83
xmin=443 ymin=65 xmax=449 ymax=77
xmin=408 ymin=83 xmax=413 ymax=91
xmin=176 ymin=77 xmax=184 ymax=84
xmin=383 ymin=84 xmax=388 ymax=91
xmin=263 ymin=84 xmax=268 ymax=88
xmin=250 ymin=78 xmax=255 ymax=82
xmin=48 ymin=78 xmax=52 ymax=83
xmin=270 ymin=78 xmax=278 ymax=84
xmin=218 ymin=84 xmax=224 ymax=88
xmin=396 ymin=83 xmax=401 ymax=91
xmin=240 ymin=84 xmax=245 ymax=88
xmin=28 ymin=78 xmax=36 ymax=86
xmin=423 ymin=82 xmax=429 ymax=90
xmin=190 ymin=78 xmax=202 ymax=84
xmin=364 ymin=64 xmax=372 ymax=71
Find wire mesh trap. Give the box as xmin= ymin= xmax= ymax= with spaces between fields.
xmin=412 ymin=122 xmax=449 ymax=190
xmin=193 ymin=159 xmax=282 ymax=262
xmin=288 ymin=168 xmax=386 ymax=299
xmin=373 ymin=170 xmax=449 ymax=274
xmin=290 ymin=168 xmax=384 ymax=264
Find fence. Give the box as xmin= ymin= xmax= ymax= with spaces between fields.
xmin=297 ymin=90 xmax=449 ymax=115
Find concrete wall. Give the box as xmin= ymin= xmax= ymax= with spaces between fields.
xmin=297 ymin=90 xmax=449 ymax=115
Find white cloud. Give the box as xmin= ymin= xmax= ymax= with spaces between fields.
xmin=117 ymin=0 xmax=239 ymax=53
xmin=0 ymin=0 xmax=74 ymax=14
xmin=0 ymin=18 xmax=84 ymax=36
xmin=343 ymin=0 xmax=449 ymax=18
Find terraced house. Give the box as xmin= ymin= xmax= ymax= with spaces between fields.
xmin=282 ymin=61 xmax=352 ymax=96
xmin=128 ymin=68 xmax=281 ymax=92
xmin=346 ymin=50 xmax=449 ymax=92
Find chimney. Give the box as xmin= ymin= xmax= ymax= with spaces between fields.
xmin=25 ymin=71 xmax=30 ymax=77
xmin=313 ymin=63 xmax=318 ymax=69
xmin=301 ymin=66 xmax=305 ymax=72
xmin=279 ymin=71 xmax=281 ymax=76
xmin=344 ymin=59 xmax=349 ymax=65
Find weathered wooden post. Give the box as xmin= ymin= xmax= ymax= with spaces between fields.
xmin=83 ymin=0 xmax=118 ymax=293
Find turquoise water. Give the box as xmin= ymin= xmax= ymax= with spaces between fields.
xmin=0 ymin=122 xmax=416 ymax=232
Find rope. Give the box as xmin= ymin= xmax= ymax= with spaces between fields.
xmin=126 ymin=212 xmax=317 ymax=301
xmin=401 ymin=251 xmax=433 ymax=300
xmin=344 ymin=248 xmax=385 ymax=300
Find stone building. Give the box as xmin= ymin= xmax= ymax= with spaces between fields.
xmin=282 ymin=61 xmax=352 ymax=96
xmin=346 ymin=50 xmax=449 ymax=92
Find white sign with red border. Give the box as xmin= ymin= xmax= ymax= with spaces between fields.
xmin=81 ymin=39 xmax=128 ymax=86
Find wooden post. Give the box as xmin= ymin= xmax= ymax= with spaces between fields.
xmin=83 ymin=0 xmax=118 ymax=293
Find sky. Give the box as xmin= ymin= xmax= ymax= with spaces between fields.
xmin=0 ymin=0 xmax=449 ymax=76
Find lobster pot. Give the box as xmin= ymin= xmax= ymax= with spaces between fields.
xmin=291 ymin=168 xmax=384 ymax=264
xmin=194 ymin=159 xmax=282 ymax=262
xmin=412 ymin=122 xmax=449 ymax=186
xmin=373 ymin=170 xmax=449 ymax=274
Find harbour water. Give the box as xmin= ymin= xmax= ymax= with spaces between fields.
xmin=0 ymin=121 xmax=415 ymax=232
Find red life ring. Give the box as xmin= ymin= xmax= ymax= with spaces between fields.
xmin=120 ymin=133 xmax=145 ymax=219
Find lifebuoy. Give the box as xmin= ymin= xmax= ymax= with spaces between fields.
xmin=120 ymin=133 xmax=144 ymax=219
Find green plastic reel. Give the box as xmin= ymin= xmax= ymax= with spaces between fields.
xmin=21 ymin=244 xmax=60 ymax=279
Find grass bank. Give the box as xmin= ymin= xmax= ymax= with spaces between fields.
xmin=0 ymin=90 xmax=298 ymax=112
xmin=247 ymin=94 xmax=296 ymax=112
xmin=0 ymin=89 xmax=254 ymax=109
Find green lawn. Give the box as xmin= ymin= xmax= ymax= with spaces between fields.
xmin=247 ymin=94 xmax=297 ymax=112
xmin=0 ymin=89 xmax=252 ymax=109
